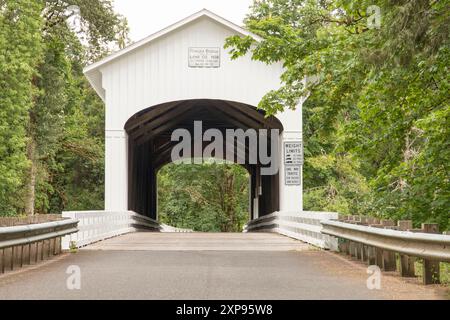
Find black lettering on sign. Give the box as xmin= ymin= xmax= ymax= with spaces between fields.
xmin=188 ymin=47 xmax=221 ymax=68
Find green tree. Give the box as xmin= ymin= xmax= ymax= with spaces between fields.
xmin=0 ymin=0 xmax=44 ymax=215
xmin=0 ymin=0 xmax=129 ymax=216
xmin=158 ymin=163 xmax=250 ymax=232
xmin=225 ymin=0 xmax=449 ymax=230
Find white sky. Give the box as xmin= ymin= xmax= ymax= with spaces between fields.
xmin=114 ymin=0 xmax=253 ymax=42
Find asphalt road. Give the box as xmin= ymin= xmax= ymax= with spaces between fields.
xmin=0 ymin=233 xmax=443 ymax=300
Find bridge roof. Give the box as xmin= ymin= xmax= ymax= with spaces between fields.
xmin=84 ymin=9 xmax=262 ymax=101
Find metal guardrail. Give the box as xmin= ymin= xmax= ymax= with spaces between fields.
xmin=244 ymin=211 xmax=339 ymax=249
xmin=0 ymin=219 xmax=79 ymax=274
xmin=321 ymin=220 xmax=450 ymax=261
xmin=321 ymin=217 xmax=450 ymax=285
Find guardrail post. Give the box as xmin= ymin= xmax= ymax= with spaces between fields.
xmin=19 ymin=245 xmax=24 ymax=268
xmin=399 ymin=254 xmax=416 ymax=277
xmin=360 ymin=245 xmax=368 ymax=262
xmin=375 ymin=248 xmax=384 ymax=268
xmin=378 ymin=221 xmax=397 ymax=272
xmin=54 ymin=237 xmax=60 ymax=255
xmin=367 ymin=246 xmax=376 ymax=266
xmin=345 ymin=240 xmax=351 ymax=255
xmin=422 ymin=223 xmax=440 ymax=285
xmin=382 ymin=250 xmax=397 ymax=271
xmin=28 ymin=243 xmax=32 ymax=265
xmin=381 ymin=219 xmax=396 ymax=228
xmin=40 ymin=241 xmax=44 ymax=261
xmin=49 ymin=238 xmax=53 ymax=257
xmin=356 ymin=243 xmax=362 ymax=260
xmin=35 ymin=242 xmax=39 ymax=263
xmin=398 ymin=221 xmax=416 ymax=277
xmin=348 ymin=241 xmax=355 ymax=258
xmin=0 ymin=249 xmax=4 ymax=274
xmin=10 ymin=246 xmax=15 ymax=271
xmin=338 ymin=238 xmax=347 ymax=254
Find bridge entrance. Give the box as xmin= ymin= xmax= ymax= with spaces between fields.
xmin=83 ymin=9 xmax=304 ymax=220
xmin=157 ymin=162 xmax=251 ymax=232
xmin=125 ymin=99 xmax=282 ymax=220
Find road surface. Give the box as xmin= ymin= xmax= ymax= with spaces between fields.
xmin=0 ymin=233 xmax=444 ymax=300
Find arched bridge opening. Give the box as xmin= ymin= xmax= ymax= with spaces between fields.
xmin=124 ymin=99 xmax=284 ymax=221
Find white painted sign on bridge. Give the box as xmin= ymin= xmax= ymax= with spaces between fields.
xmin=188 ymin=47 xmax=221 ymax=68
xmin=284 ymin=141 xmax=303 ymax=166
xmin=285 ymin=166 xmax=301 ymax=186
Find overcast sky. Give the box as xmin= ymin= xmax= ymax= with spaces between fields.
xmin=114 ymin=0 xmax=253 ymax=41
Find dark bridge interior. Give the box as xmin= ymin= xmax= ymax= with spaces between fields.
xmin=124 ymin=99 xmax=283 ymax=220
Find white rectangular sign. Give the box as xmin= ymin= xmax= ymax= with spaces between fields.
xmin=285 ymin=166 xmax=301 ymax=186
xmin=284 ymin=141 xmax=303 ymax=165
xmin=188 ymin=47 xmax=221 ymax=68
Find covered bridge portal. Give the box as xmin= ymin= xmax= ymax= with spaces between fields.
xmin=84 ymin=9 xmax=303 ymax=221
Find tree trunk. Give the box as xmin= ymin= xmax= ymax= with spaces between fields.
xmin=25 ymin=139 xmax=37 ymax=216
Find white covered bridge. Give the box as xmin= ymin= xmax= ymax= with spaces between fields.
xmin=0 ymin=11 xmax=448 ymax=299
xmin=70 ymin=8 xmax=336 ymax=250
xmin=84 ymin=9 xmax=304 ymax=221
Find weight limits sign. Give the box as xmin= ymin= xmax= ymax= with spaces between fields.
xmin=284 ymin=141 xmax=303 ymax=186
xmin=188 ymin=47 xmax=221 ymax=68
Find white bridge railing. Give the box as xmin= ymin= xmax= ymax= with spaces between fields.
xmin=244 ymin=211 xmax=339 ymax=250
xmin=61 ymin=211 xmax=162 ymax=249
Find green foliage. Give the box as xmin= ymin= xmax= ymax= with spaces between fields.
xmin=158 ymin=163 xmax=250 ymax=232
xmin=226 ymin=0 xmax=450 ymax=230
xmin=0 ymin=0 xmax=128 ymax=216
xmin=0 ymin=0 xmax=44 ymax=215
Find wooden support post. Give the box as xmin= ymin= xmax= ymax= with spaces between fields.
xmin=0 ymin=249 xmax=4 ymax=274
xmin=382 ymin=250 xmax=397 ymax=271
xmin=345 ymin=240 xmax=350 ymax=255
xmin=398 ymin=220 xmax=416 ymax=277
xmin=53 ymin=237 xmax=58 ymax=255
xmin=381 ymin=219 xmax=395 ymax=227
xmin=352 ymin=243 xmax=357 ymax=258
xmin=367 ymin=217 xmax=380 ymax=225
xmin=56 ymin=237 xmax=61 ymax=255
xmin=19 ymin=245 xmax=24 ymax=268
xmin=399 ymin=254 xmax=416 ymax=277
xmin=28 ymin=243 xmax=32 ymax=265
xmin=11 ymin=246 xmax=15 ymax=271
xmin=398 ymin=220 xmax=413 ymax=231
xmin=375 ymin=248 xmax=384 ymax=268
xmin=35 ymin=242 xmax=39 ymax=263
xmin=422 ymin=223 xmax=440 ymax=285
xmin=359 ymin=217 xmax=368 ymax=225
xmin=349 ymin=241 xmax=356 ymax=258
xmin=369 ymin=247 xmax=376 ymax=265
xmin=40 ymin=241 xmax=44 ymax=261
xmin=356 ymin=243 xmax=362 ymax=260
xmin=338 ymin=239 xmax=347 ymax=254
xmin=423 ymin=259 xmax=440 ymax=285
xmin=49 ymin=238 xmax=53 ymax=257
xmin=361 ymin=245 xmax=368 ymax=262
